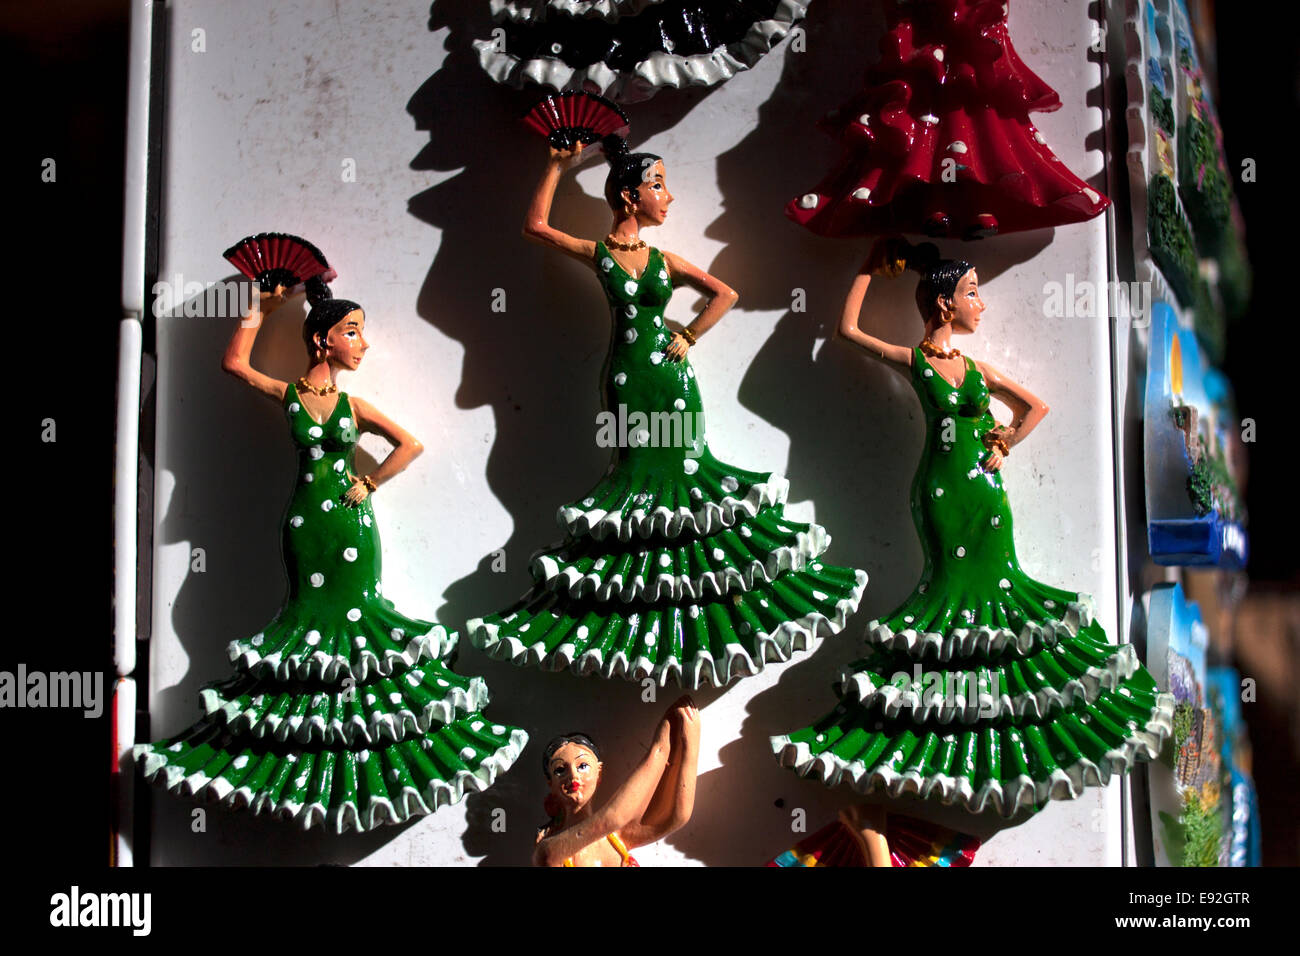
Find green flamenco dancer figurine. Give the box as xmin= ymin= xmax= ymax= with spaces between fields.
xmin=136 ymin=235 xmax=527 ymax=833
xmin=468 ymin=95 xmax=867 ymax=688
xmin=772 ymin=238 xmax=1174 ymax=816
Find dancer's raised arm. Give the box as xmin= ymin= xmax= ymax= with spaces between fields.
xmin=837 ymin=238 xmax=914 ymax=371
xmin=618 ymin=696 xmax=700 ymax=847
xmin=522 ymin=144 xmax=597 ymax=266
xmin=221 ymin=285 xmax=293 ymax=402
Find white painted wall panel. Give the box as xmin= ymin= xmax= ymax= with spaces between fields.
xmin=146 ymin=0 xmax=1125 ymax=865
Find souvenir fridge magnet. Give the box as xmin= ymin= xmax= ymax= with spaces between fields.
xmin=1205 ymin=667 xmax=1261 ymax=867
xmin=475 ymin=1 xmax=812 ymax=103
xmin=1144 ymin=582 xmax=1228 ymax=866
xmin=1143 ymin=301 xmax=1246 ymax=567
xmin=772 ymin=238 xmax=1174 ymax=816
xmin=134 ymin=235 xmax=528 ymax=833
xmin=534 ymin=695 xmax=700 ymax=866
xmin=787 ymin=0 xmax=1109 ymax=239
xmin=1123 ymin=0 xmax=1250 ymax=364
xmin=467 ymin=95 xmax=867 ymax=688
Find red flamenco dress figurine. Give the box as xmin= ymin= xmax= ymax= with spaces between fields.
xmin=787 ymin=0 xmax=1109 ymax=240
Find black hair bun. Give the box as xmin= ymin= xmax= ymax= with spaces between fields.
xmin=304 ymin=275 xmax=333 ymax=307
xmin=601 ymin=133 xmax=631 ymax=163
xmin=903 ymin=240 xmax=941 ymax=274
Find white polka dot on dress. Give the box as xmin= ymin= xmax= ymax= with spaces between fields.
xmin=624 ymin=280 xmax=638 ymax=295
xmin=305 ymin=631 xmax=321 ymax=646
xmin=309 ymin=446 xmax=324 ymax=460
xmin=683 ymin=458 xmax=699 ymax=475
xmin=343 ymin=547 xmax=358 ymax=562
xmin=614 ymin=372 xmax=627 ymax=386
xmin=321 ymin=499 xmax=334 ymax=511
xmin=308 ymin=426 xmax=323 ymax=439
xmin=338 ymin=418 xmax=351 ymax=430
xmin=625 ymin=328 xmax=637 ymax=344
xmin=310 ymin=573 xmax=324 ymax=587
xmin=290 ymin=516 xmax=304 ymax=527
xmin=362 ymin=514 xmax=372 ymax=527
xmin=650 ymin=352 xmax=663 ymax=365
xmin=674 ymin=398 xmax=685 ymax=410
xmin=720 ymin=476 xmax=739 ymax=493
xmin=601 ymin=257 xmax=614 ymax=271
xmin=303 ymin=473 xmax=314 ymax=483
xmin=347 ymin=608 xmax=361 ymax=622
xmin=334 ymin=460 xmax=346 ymax=473
xmin=658 ymin=553 xmax=672 ymax=567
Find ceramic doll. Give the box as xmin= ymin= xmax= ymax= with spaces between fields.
xmin=135 ymin=236 xmax=527 ymax=833
xmin=468 ymin=98 xmax=867 ymax=688
xmin=476 ymin=1 xmax=812 ymax=103
xmin=534 ymin=695 xmax=700 ymax=866
xmin=772 ymin=237 xmax=1174 ymax=816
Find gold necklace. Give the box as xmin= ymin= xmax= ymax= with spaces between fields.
xmin=297 ymin=376 xmax=338 ymax=397
xmin=605 ymin=234 xmax=646 ymax=252
xmin=919 ymin=338 xmax=961 ymax=360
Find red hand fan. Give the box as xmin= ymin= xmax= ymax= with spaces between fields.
xmin=223 ymin=232 xmax=337 ymax=293
xmin=523 ymin=91 xmax=629 ymax=152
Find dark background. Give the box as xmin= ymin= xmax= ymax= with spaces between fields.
xmin=1 ymin=0 xmax=1294 ymax=874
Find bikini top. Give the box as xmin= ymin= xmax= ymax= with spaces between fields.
xmin=562 ymin=832 xmax=639 ymax=868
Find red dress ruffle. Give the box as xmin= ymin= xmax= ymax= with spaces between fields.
xmin=787 ymin=0 xmax=1109 ymax=238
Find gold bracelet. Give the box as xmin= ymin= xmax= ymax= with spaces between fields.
xmin=678 ymin=326 xmax=697 ymax=346
xmin=361 ymin=475 xmax=378 ymax=493
xmin=982 ymin=434 xmax=1010 ymax=457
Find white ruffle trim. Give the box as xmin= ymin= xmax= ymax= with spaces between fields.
xmin=558 ymin=474 xmax=790 ymax=542
xmin=867 ymin=597 xmax=1094 ymax=662
xmin=468 ymin=568 xmax=866 ymax=689
xmin=228 ymin=626 xmax=456 ymax=684
xmin=198 ymin=676 xmax=492 ymax=748
xmin=534 ymin=523 xmax=829 ymax=602
xmin=837 ymin=643 xmax=1141 ymax=724
xmin=771 ymin=692 xmax=1175 ymax=819
xmin=476 ymin=0 xmax=810 ymax=101
xmin=133 ymin=729 xmax=530 ymax=835
xmin=491 ymin=0 xmax=665 ymax=22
